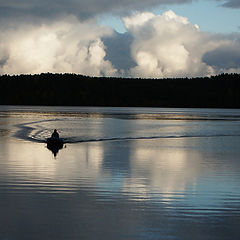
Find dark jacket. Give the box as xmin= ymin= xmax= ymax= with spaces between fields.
xmin=51 ymin=131 xmax=59 ymax=139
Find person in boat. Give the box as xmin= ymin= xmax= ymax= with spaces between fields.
xmin=51 ymin=129 xmax=59 ymax=139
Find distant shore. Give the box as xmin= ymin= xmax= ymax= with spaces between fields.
xmin=0 ymin=73 xmax=239 ymax=108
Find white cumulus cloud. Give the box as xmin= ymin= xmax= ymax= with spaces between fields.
xmin=0 ymin=16 xmax=117 ymax=76
xmin=122 ymin=11 xmax=212 ymax=77
xmin=0 ymin=10 xmax=240 ymax=78
xmin=119 ymin=10 xmax=240 ymax=78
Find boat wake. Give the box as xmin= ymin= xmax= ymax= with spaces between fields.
xmin=14 ymin=118 xmax=240 ymax=144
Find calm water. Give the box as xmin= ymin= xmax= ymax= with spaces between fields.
xmin=0 ymin=106 xmax=240 ymax=240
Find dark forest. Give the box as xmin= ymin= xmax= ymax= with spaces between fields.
xmin=0 ymin=73 xmax=240 ymax=108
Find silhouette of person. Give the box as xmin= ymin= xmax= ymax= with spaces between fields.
xmin=51 ymin=129 xmax=59 ymax=139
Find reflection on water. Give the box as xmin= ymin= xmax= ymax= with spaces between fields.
xmin=0 ymin=106 xmax=240 ymax=240
xmin=47 ymin=144 xmax=62 ymax=157
xmin=47 ymin=141 xmax=65 ymax=157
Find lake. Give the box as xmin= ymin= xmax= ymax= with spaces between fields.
xmin=0 ymin=106 xmax=240 ymax=240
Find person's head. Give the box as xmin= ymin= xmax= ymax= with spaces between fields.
xmin=54 ymin=129 xmax=57 ymax=132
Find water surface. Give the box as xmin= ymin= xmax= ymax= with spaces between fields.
xmin=0 ymin=106 xmax=240 ymax=240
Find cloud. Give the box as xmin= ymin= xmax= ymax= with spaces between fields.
xmin=122 ymin=11 xmax=215 ymax=77
xmin=220 ymin=0 xmax=240 ymax=8
xmin=102 ymin=32 xmax=136 ymax=76
xmin=0 ymin=16 xmax=117 ymax=76
xmin=0 ymin=0 xmax=194 ymax=21
xmin=1 ymin=0 xmax=239 ymax=25
xmin=115 ymin=10 xmax=240 ymax=78
xmin=202 ymin=39 xmax=240 ymax=73
xmin=0 ymin=9 xmax=240 ymax=77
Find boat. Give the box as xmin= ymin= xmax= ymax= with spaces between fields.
xmin=47 ymin=137 xmax=64 ymax=149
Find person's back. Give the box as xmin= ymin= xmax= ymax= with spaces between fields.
xmin=51 ymin=129 xmax=59 ymax=139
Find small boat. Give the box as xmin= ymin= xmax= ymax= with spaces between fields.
xmin=47 ymin=137 xmax=64 ymax=149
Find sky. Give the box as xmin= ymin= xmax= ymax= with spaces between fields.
xmin=0 ymin=0 xmax=240 ymax=78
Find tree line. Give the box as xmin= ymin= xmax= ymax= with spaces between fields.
xmin=0 ymin=73 xmax=240 ymax=108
